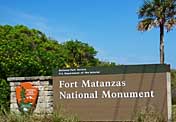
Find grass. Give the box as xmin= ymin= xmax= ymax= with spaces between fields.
xmin=134 ymin=105 xmax=176 ymax=122
xmin=0 ymin=106 xmax=176 ymax=122
xmin=0 ymin=110 xmax=79 ymax=122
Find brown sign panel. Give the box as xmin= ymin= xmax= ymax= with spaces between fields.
xmin=53 ymin=64 xmax=171 ymax=121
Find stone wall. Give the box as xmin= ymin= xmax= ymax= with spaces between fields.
xmin=7 ymin=76 xmax=53 ymax=114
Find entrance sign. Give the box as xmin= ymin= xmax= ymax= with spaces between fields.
xmin=53 ymin=64 xmax=171 ymax=121
xmin=16 ymin=82 xmax=39 ymax=113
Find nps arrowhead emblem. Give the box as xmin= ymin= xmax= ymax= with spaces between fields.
xmin=16 ymin=82 xmax=39 ymax=114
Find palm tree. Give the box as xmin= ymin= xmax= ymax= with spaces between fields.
xmin=137 ymin=0 xmax=176 ymax=64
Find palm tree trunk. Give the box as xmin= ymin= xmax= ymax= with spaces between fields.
xmin=160 ymin=23 xmax=164 ymax=64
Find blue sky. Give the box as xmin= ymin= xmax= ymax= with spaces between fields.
xmin=0 ymin=0 xmax=175 ymax=69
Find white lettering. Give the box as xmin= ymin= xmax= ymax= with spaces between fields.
xmin=59 ymin=80 xmax=78 ymax=88
xmin=59 ymin=91 xmax=98 ymax=99
xmin=82 ymin=80 xmax=90 ymax=87
xmin=102 ymin=90 xmax=111 ymax=98
xmin=101 ymin=90 xmax=155 ymax=99
xmin=59 ymin=81 xmax=65 ymax=88
xmin=81 ymin=80 xmax=126 ymax=88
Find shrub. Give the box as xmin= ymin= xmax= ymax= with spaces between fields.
xmin=173 ymin=105 xmax=176 ymax=122
xmin=0 ymin=79 xmax=10 ymax=111
xmin=134 ymin=105 xmax=164 ymax=122
xmin=172 ymin=88 xmax=176 ymax=105
xmin=171 ymin=70 xmax=176 ymax=105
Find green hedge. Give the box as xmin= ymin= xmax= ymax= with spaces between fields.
xmin=0 ymin=79 xmax=10 ymax=111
